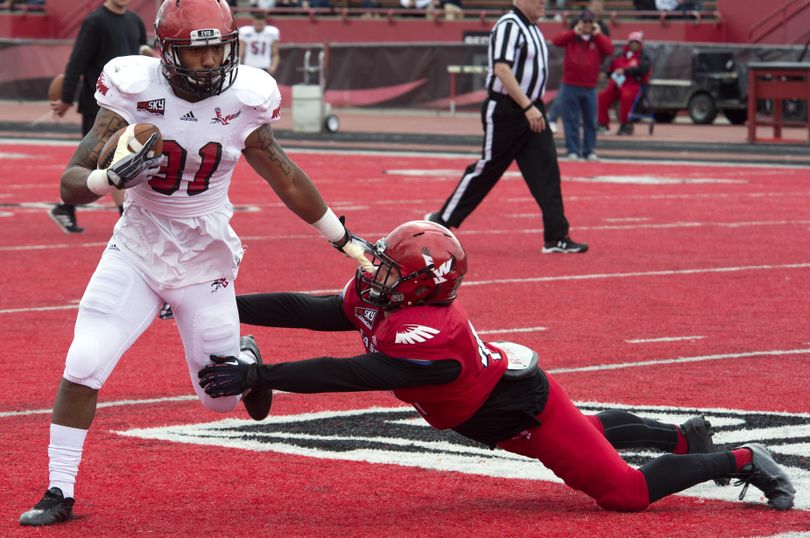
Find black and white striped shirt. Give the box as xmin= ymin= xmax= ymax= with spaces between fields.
xmin=486 ymin=7 xmax=549 ymax=102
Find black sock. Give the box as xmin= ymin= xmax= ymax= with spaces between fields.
xmin=597 ymin=409 xmax=678 ymax=451
xmin=642 ymin=451 xmax=736 ymax=503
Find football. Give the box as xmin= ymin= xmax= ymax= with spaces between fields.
xmin=97 ymin=123 xmax=163 ymax=169
xmin=47 ymin=73 xmax=64 ymax=102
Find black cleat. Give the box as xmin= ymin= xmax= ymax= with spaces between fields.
xmin=542 ymin=236 xmax=588 ymax=254
xmin=733 ymin=443 xmax=795 ymax=511
xmin=19 ymin=487 xmax=75 ymax=526
xmin=681 ymin=415 xmax=728 ymax=485
xmin=49 ymin=204 xmax=84 ymax=234
xmin=240 ymin=335 xmax=272 ymax=421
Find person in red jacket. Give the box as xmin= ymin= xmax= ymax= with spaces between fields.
xmin=551 ymin=9 xmax=614 ymax=160
xmin=198 ymin=220 xmax=795 ymax=513
xmin=598 ymin=30 xmax=651 ymax=135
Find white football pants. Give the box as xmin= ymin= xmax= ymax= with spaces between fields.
xmin=63 ymin=249 xmax=240 ymax=412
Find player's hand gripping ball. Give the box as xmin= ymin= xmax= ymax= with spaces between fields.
xmin=97 ymin=123 xmax=164 ymax=189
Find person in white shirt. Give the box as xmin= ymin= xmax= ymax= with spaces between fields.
xmin=239 ymin=10 xmax=280 ymax=76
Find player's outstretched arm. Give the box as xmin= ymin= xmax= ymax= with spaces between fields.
xmin=60 ymin=108 xmax=129 ymax=205
xmin=243 ymin=123 xmax=373 ymax=270
xmin=243 ymin=123 xmax=329 ymax=222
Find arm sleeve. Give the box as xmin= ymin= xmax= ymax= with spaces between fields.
xmin=551 ymin=30 xmax=574 ymax=47
xmin=257 ymin=353 xmax=462 ymax=393
xmin=595 ymin=33 xmax=615 ymax=56
xmin=236 ymin=292 xmax=355 ymax=331
xmin=61 ymin=18 xmax=98 ymax=104
xmin=491 ymin=21 xmax=519 ymax=66
xmin=138 ymin=17 xmax=147 ymax=46
xmin=626 ymin=53 xmax=651 ymax=78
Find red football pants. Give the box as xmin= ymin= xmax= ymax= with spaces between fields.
xmin=497 ymin=374 xmax=650 ymax=512
xmin=598 ymin=81 xmax=640 ymax=126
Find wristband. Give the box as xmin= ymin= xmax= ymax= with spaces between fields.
xmin=522 ymin=102 xmax=535 ymax=112
xmin=87 ymin=168 xmax=113 ymax=196
xmin=311 ymin=208 xmax=345 ymax=243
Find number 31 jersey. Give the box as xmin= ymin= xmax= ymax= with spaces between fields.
xmin=94 ymin=55 xmax=281 ymax=287
xmin=95 ymin=55 xmax=281 ymax=218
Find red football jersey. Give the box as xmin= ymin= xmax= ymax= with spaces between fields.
xmin=342 ymin=277 xmax=507 ymax=429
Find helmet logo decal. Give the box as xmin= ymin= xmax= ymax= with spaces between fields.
xmin=422 ymin=253 xmax=453 ymax=284
xmin=394 ymin=324 xmax=440 ymax=344
xmin=190 ymin=28 xmax=222 ymax=45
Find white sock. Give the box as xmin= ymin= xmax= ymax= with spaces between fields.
xmin=48 ymin=424 xmax=88 ymax=499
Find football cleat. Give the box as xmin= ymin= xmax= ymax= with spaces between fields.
xmin=542 ymin=236 xmax=588 ymax=254
xmin=240 ymin=335 xmax=272 ymax=421
xmin=681 ymin=415 xmax=728 ymax=486
xmin=19 ymin=487 xmax=75 ymax=526
xmin=733 ymin=443 xmax=795 ymax=511
xmin=49 ymin=205 xmax=84 ymax=234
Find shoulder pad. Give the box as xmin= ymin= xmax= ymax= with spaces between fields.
xmin=101 ymin=56 xmax=158 ymax=96
xmin=232 ymin=66 xmax=281 ymax=110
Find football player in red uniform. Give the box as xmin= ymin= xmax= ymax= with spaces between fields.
xmin=20 ymin=0 xmax=368 ymax=526
xmin=200 ymin=220 xmax=795 ymax=513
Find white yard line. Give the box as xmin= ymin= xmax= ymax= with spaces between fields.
xmin=626 ymin=336 xmax=705 ymax=344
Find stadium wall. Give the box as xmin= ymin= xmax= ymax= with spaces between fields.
xmin=1 ymin=40 xmax=804 ymax=109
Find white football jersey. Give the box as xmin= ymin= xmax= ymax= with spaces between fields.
xmin=94 ymin=55 xmax=282 ymax=287
xmin=239 ymin=25 xmax=280 ymax=70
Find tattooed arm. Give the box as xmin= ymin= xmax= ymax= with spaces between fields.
xmin=60 ymin=108 xmax=129 ymax=205
xmin=242 ymin=123 xmax=329 ymax=224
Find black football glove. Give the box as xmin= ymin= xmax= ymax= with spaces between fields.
xmin=331 ymin=216 xmax=374 ymax=272
xmin=198 ymin=354 xmax=259 ymax=398
xmin=106 ymin=132 xmax=164 ymax=189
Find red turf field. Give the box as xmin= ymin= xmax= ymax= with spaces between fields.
xmin=1 ymin=141 xmax=809 ymax=536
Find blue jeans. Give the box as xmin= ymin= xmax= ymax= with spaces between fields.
xmin=560 ymin=83 xmax=597 ymax=157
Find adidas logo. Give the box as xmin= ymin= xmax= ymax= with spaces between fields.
xmin=180 ymin=111 xmax=197 ymax=122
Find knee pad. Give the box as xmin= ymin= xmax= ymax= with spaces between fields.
xmin=65 ymin=268 xmax=136 ymax=388
xmin=190 ymin=307 xmax=238 ymax=368
xmin=595 ymin=469 xmax=650 ymax=512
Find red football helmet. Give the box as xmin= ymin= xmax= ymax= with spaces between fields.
xmin=356 ymin=220 xmax=468 ymax=308
xmin=155 ymin=0 xmax=239 ymax=99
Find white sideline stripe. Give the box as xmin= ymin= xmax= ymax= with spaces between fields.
xmin=0 ymin=395 xmax=198 ymax=418
xmin=2 ymin=138 xmax=809 ymax=169
xmin=462 ymin=262 xmax=810 ymax=288
xmin=4 ymin=262 xmax=810 ymax=314
xmin=3 ymin=348 xmax=809 ymax=419
xmin=547 ymin=348 xmax=810 ymax=374
xmin=626 ymin=336 xmax=705 ymax=344
xmin=4 ymin=218 xmax=810 ymax=252
xmin=0 ymin=304 xmax=77 ymax=314
xmin=478 ymin=326 xmax=546 ymax=334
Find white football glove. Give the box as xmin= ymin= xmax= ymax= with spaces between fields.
xmin=331 ymin=218 xmax=375 ymax=273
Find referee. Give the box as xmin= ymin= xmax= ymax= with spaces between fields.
xmin=426 ymin=0 xmax=587 ymax=253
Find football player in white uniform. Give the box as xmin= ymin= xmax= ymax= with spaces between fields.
xmin=239 ymin=10 xmax=280 ymax=76
xmin=20 ymin=0 xmax=365 ymax=527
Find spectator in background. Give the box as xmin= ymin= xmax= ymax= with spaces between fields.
xmin=551 ymin=9 xmax=613 ymax=160
xmin=400 ymin=0 xmax=434 ymax=17
xmin=239 ymin=10 xmax=281 ymax=76
xmin=250 ymin=0 xmax=275 ymax=8
xmin=655 ymin=0 xmax=702 ymax=15
xmin=49 ymin=0 xmax=152 ymax=234
xmin=547 ymin=0 xmax=609 ymax=134
xmin=598 ymin=31 xmax=651 ymax=135
xmin=439 ymin=0 xmax=463 ymax=20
